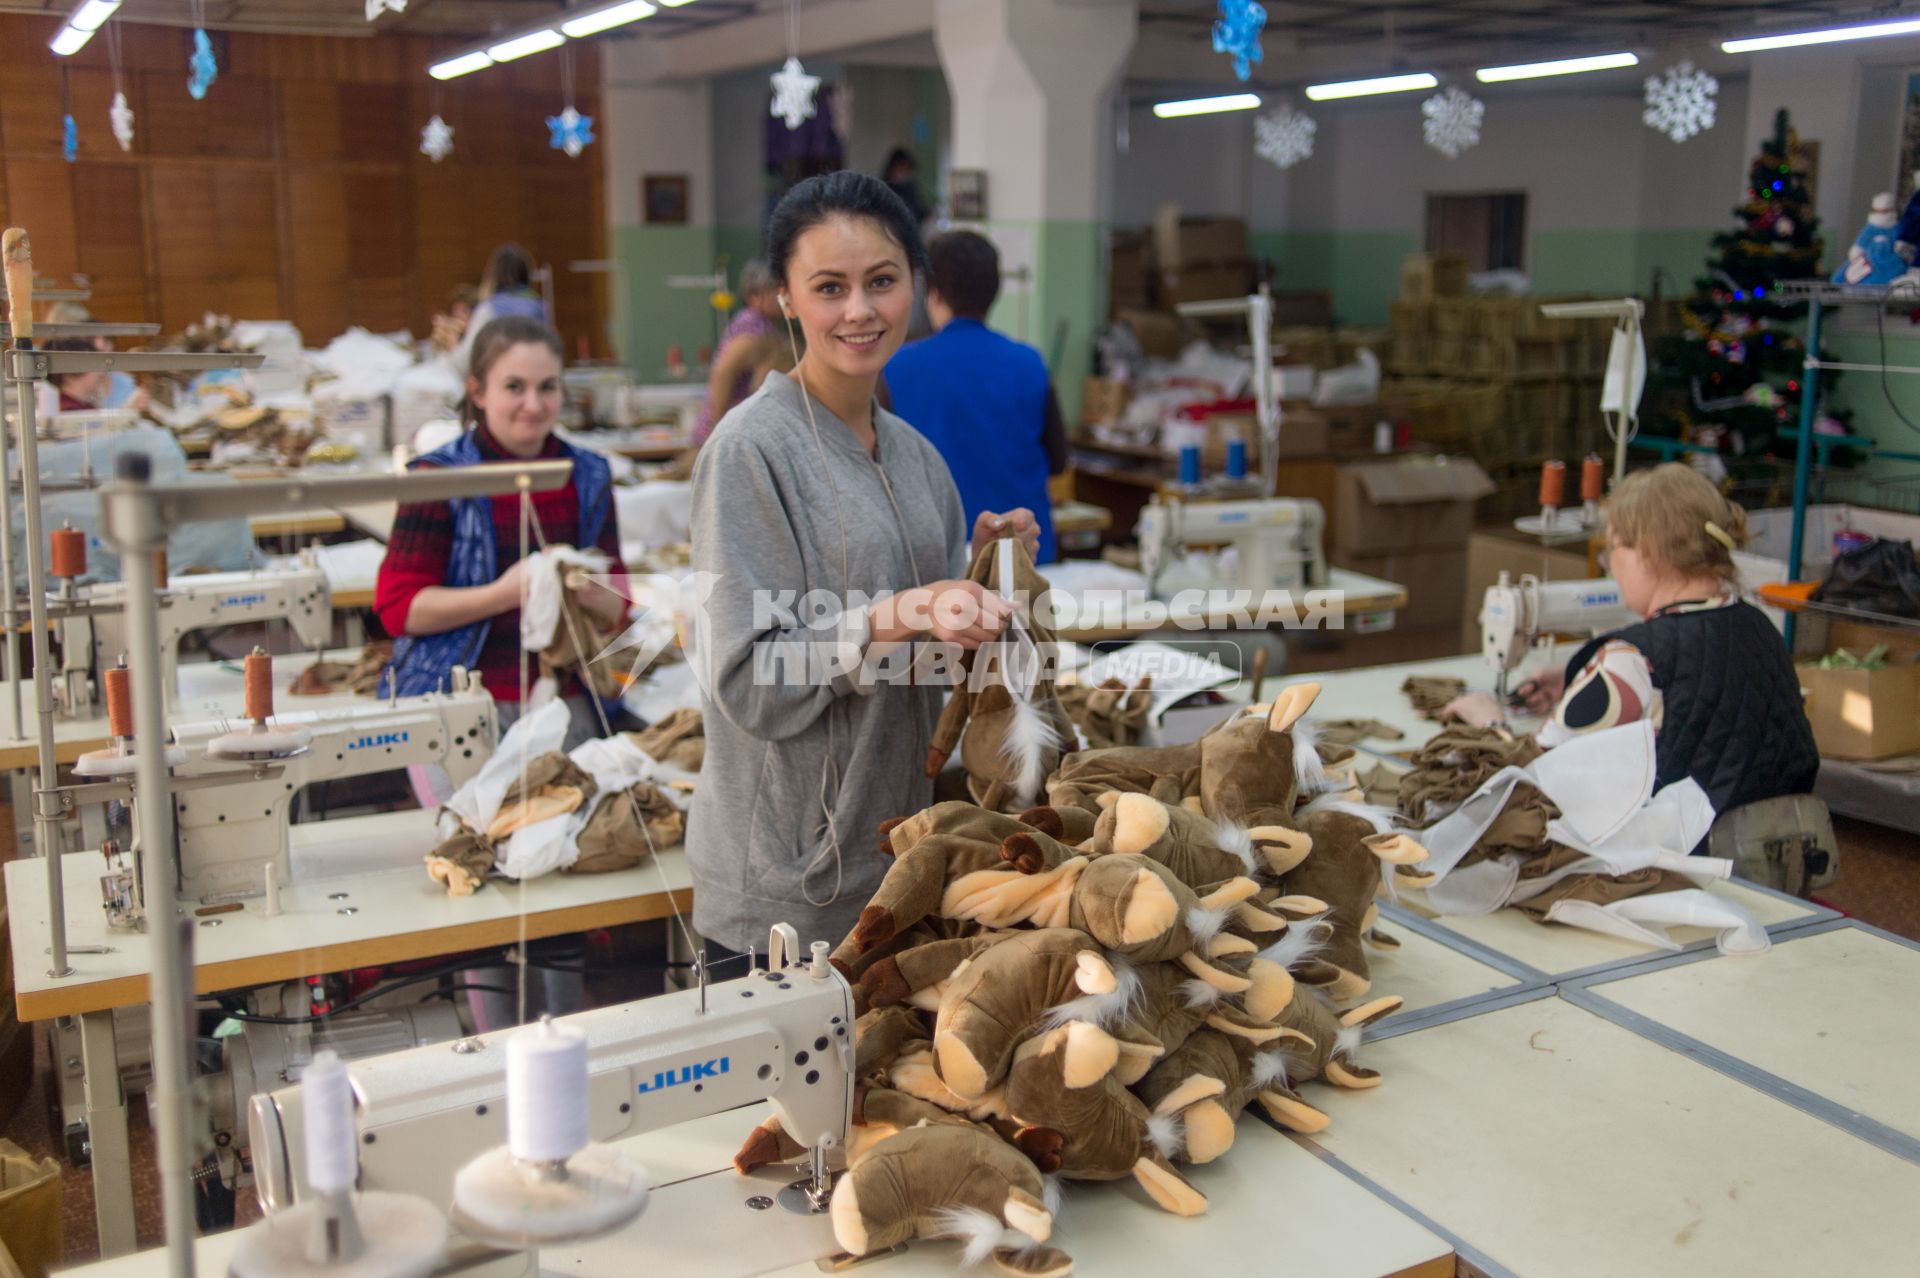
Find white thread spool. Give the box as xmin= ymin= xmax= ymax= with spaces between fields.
xmin=302 ymin=1050 xmax=358 ymax=1195
xmin=507 ymin=1018 xmax=588 ymax=1165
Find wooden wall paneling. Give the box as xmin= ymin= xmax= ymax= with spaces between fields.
xmin=279 ymin=81 xmax=344 ymax=163
xmin=0 ymin=57 xmax=66 ymax=158
xmin=345 ymin=169 xmax=413 ymax=332
xmin=4 ymin=160 xmax=80 ymax=285
xmin=340 ymin=82 xmax=410 ymax=159
xmin=460 ymin=89 xmax=522 ymax=168
xmin=284 ymin=166 xmax=350 ymax=341
xmin=67 ymin=68 xmax=124 ymax=163
xmin=72 ymin=163 xmax=147 ymax=321
xmin=213 ymin=166 xmax=283 ymax=301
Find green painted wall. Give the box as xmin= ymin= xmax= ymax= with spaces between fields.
xmin=1821 ymin=329 xmax=1920 ymax=485
xmin=715 ymin=225 xmax=765 ymax=280
xmin=1249 ymin=228 xmax=1724 ymax=327
xmin=612 ymin=224 xmax=720 ymax=382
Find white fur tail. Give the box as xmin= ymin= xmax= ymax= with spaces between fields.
xmin=1042 ymin=1175 xmax=1065 ymax=1217
xmin=1258 ymin=913 xmax=1331 ymax=971
xmin=1000 ymin=685 xmax=1063 ymax=808
xmin=1178 ymin=977 xmax=1225 ymax=1010
xmin=1335 ymin=1024 xmax=1364 ymax=1059
xmin=1145 ymin=1110 xmax=1184 ymax=1161
xmin=1211 ymin=821 xmax=1257 ymax=876
xmin=1249 ymin=1048 xmax=1291 ymax=1092
xmin=932 ymin=1206 xmax=1035 ymax=1267
xmin=1040 ymin=953 xmax=1141 ymax=1032
xmin=1291 ymin=718 xmax=1331 ymax=794
xmin=1183 ymin=903 xmax=1229 ymax=947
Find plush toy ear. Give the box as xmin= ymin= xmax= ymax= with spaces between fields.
xmin=1177 ymin=951 xmax=1253 ymax=995
xmin=1364 ymin=832 xmax=1430 ymax=866
xmin=1232 ymin=901 xmax=1289 ymax=934
xmin=1256 ymin=1086 xmax=1331 ymax=1134
xmin=1058 ymin=1020 xmax=1121 ymax=1088
xmin=1176 ymin=1097 xmax=1238 ymax=1165
xmin=1131 ymin=1154 xmax=1209 ymax=1216
xmin=992 ymin=1245 xmax=1074 ymax=1278
xmin=1180 ymin=795 xmax=1206 ymax=814
xmin=1248 ymin=825 xmax=1313 ymax=875
xmin=1393 ymin=864 xmax=1440 ymax=890
xmin=1267 ymin=681 xmax=1322 ymax=732
xmin=1195 ymin=876 xmax=1261 ymax=911
xmin=1240 ymin=956 xmax=1295 ymax=1021
xmin=1266 ymin=893 xmax=1331 ymax=919
xmin=1110 ymin=792 xmax=1172 ymax=856
xmin=1095 ymin=790 xmax=1121 ymax=811
xmin=1002 ymin=1187 xmax=1055 ymax=1243
xmin=1367 ymin=926 xmax=1403 ymax=950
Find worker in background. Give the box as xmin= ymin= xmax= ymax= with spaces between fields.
xmin=41 ymin=337 xmax=109 ymax=412
xmin=690 ymin=259 xmax=783 ymax=445
xmin=451 ymin=244 xmax=548 ymax=374
xmin=1443 ymin=463 xmax=1818 ymax=827
xmin=883 ymin=230 xmax=1068 ymax=564
xmin=375 ymin=316 xmax=626 ymax=750
xmin=881 ymin=146 xmax=929 ymax=226
xmin=687 ymin=170 xmax=1038 ymax=958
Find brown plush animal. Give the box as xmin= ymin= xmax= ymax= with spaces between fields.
xmin=1097 ymin=792 xmax=1314 ymax=883
xmin=828 ymin=1123 xmax=1069 ymax=1276
xmin=1285 ymin=798 xmax=1429 ymax=1000
xmin=1196 ymin=682 xmax=1321 ymax=823
xmin=1045 ymin=743 xmax=1201 ymax=814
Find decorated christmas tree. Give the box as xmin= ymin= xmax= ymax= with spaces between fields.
xmin=1649 ymin=108 xmax=1830 ymax=462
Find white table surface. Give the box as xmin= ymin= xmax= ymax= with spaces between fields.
xmin=67 ymin=1104 xmax=1451 ymax=1278
xmin=1363 ymin=920 xmax=1526 ymax=1015
xmin=1300 ymin=646 xmax=1577 ymax=756
xmin=8 ymin=810 xmax=692 ymax=1019
xmin=1390 ymin=879 xmax=1822 ymax=979
xmin=1308 ymin=996 xmax=1920 ymax=1277
xmin=1588 ymin=923 xmax=1920 ymax=1143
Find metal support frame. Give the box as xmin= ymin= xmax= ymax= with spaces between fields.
xmin=78 ymin=1009 xmax=138 ymax=1257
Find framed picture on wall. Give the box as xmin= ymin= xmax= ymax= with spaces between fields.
xmin=644 ymin=175 xmax=689 ymax=225
xmin=949 ymin=169 xmax=988 ymax=221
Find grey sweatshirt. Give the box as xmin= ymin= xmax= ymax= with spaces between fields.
xmin=686 ymin=371 xmax=967 ymax=954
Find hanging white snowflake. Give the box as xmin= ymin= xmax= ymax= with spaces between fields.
xmin=769 ymin=55 xmax=820 ymax=131
xmin=1422 ymin=86 xmax=1483 ymax=159
xmin=365 ymin=0 xmax=406 ymax=18
xmin=420 ymin=114 xmax=453 ymax=162
xmin=1643 ymin=61 xmax=1718 ymax=143
xmin=1253 ymin=106 xmax=1315 ymax=170
xmin=109 ymin=90 xmax=134 ymax=152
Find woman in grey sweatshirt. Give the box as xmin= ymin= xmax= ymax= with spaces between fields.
xmin=686 ymin=172 xmax=1038 ymax=954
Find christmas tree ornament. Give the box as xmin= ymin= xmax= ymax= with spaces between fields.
xmin=1254 ymin=105 xmax=1315 ymax=170
xmin=365 ymin=0 xmax=407 ymax=19
xmin=421 ymin=114 xmax=454 ymax=163
xmin=547 ymin=106 xmax=595 ymax=158
xmin=769 ymin=56 xmax=819 ymax=130
xmin=1211 ymin=0 xmax=1265 ymax=82
xmin=547 ymin=47 xmax=595 ymax=158
xmin=1422 ymin=86 xmax=1483 ymax=159
xmin=188 ymin=28 xmax=217 ymax=100
xmin=63 ymin=115 xmax=77 ymax=163
xmin=1832 ymin=192 xmax=1904 ymax=285
xmin=1643 ymin=62 xmax=1718 ymax=143
xmin=107 ymin=23 xmax=133 ymax=152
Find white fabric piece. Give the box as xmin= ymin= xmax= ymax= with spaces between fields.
xmin=1424 ymin=855 xmax=1520 ymax=916
xmin=526 ymin=673 xmax=561 ymax=714
xmin=520 ymin=545 xmax=614 ymax=651
xmin=443 ymin=699 xmax=571 ymax=834
xmin=1544 ymin=889 xmax=1769 ymax=956
xmin=620 ymin=659 xmax=701 ymax=725
xmin=1546 ymin=776 xmax=1717 ymax=871
xmin=569 ymin=734 xmax=695 ymax=812
xmin=494 ymin=811 xmax=580 ymax=881
xmin=613 ymin=480 xmax=692 ymax=550
xmin=1528 ymin=720 xmax=1659 ymax=846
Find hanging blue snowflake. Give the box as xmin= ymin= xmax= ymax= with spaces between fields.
xmin=188 ymin=29 xmax=217 ymax=101
xmin=63 ymin=114 xmax=77 ymax=163
xmin=546 ymin=106 xmax=595 ymax=158
xmin=1212 ymin=0 xmax=1265 ymax=81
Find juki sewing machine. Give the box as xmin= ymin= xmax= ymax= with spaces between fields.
xmin=1478 ymin=570 xmax=1637 ymax=702
xmin=91 ymin=668 xmax=497 ymax=922
xmin=248 ymin=928 xmax=855 ymax=1276
xmin=1137 ymin=495 xmax=1328 ymax=601
xmin=38 ymin=538 xmax=331 ymax=718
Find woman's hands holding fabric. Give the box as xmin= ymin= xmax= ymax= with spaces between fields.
xmin=869 ymin=580 xmax=1015 ymax=649
xmin=1512 ymin=669 xmax=1565 ymax=716
xmin=973 ymin=507 xmax=1040 ymax=559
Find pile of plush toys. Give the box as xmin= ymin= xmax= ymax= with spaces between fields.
xmin=732 ymin=538 xmax=1433 ymax=1275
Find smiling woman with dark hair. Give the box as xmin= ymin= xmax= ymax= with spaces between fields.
xmin=685 ymin=170 xmax=1040 ymax=954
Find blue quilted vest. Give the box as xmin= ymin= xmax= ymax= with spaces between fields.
xmin=385 ymin=430 xmax=613 ymax=698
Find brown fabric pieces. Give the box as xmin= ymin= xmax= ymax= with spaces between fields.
xmin=488 ymin=753 xmax=597 ymax=840
xmin=628 ymin=709 xmax=705 ymax=772
xmin=1509 ymin=866 xmax=1697 ymax=918
xmin=1312 ymin=718 xmax=1406 ymax=748
xmin=1402 ymin=675 xmax=1467 ymax=721
xmin=569 ymin=782 xmax=681 ymax=874
xmin=1397 ymin=726 xmax=1543 ymax=825
xmin=290 ymin=640 xmax=393 ymax=697
xmin=542 ymin=564 xmax=628 ymax=701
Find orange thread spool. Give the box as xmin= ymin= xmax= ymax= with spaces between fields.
xmin=1581 ymin=454 xmax=1605 ymax=503
xmin=104 ymin=665 xmax=133 ymax=738
xmin=1539 ymin=460 xmax=1567 ymax=508
xmin=244 ymin=648 xmax=273 ymax=722
xmin=49 ymin=526 xmax=86 ymax=579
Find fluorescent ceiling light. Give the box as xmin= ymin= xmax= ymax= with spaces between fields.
xmin=49 ymin=24 xmax=92 ymax=54
xmin=1306 ymin=72 xmax=1438 ymax=100
xmin=1476 ymin=51 xmax=1638 ymax=82
xmin=561 ymin=0 xmax=656 ymax=37
xmin=69 ymin=0 xmax=121 ymax=31
xmin=429 ymin=50 xmax=495 ymax=79
xmin=1724 ymin=17 xmax=1920 ymax=52
xmin=488 ymin=28 xmax=564 ymax=61
xmin=1153 ymin=93 xmax=1261 ymax=118
xmin=657 ymin=0 xmax=698 ymax=7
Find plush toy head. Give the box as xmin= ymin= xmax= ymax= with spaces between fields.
xmin=829 ymin=1123 xmax=1061 ymax=1268
xmin=933 ymin=929 xmax=1130 ymax=1100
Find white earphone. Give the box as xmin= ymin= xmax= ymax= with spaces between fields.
xmin=779 ymin=293 xmax=792 ymax=316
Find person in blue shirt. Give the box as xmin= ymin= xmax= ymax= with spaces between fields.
xmin=884 ymin=230 xmax=1068 ymax=563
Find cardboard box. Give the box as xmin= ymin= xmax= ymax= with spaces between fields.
xmin=1333 ymin=455 xmax=1495 ymax=555
xmin=1797 ymin=662 xmax=1920 ymax=760
xmin=1401 ymin=253 xmax=1469 ymax=303
xmin=1153 ymin=206 xmax=1249 ymax=272
xmin=1081 ymin=377 xmax=1134 ymax=426
xmin=1342 ymin=546 xmax=1469 ymax=634
xmin=1160 ymin=260 xmax=1255 ymax=307
xmin=1461 ymin=526 xmax=1598 ymax=654
xmin=1115 ymin=308 xmax=1189 ymax=359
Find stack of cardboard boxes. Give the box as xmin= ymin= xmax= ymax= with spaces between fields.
xmin=1384 ymin=253 xmax=1611 ymax=522
xmin=1330 ymin=455 xmax=1496 ymax=635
